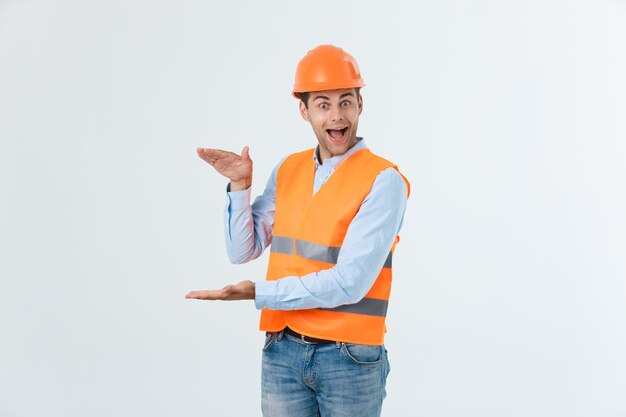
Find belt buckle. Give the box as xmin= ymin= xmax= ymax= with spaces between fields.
xmin=301 ymin=334 xmax=315 ymax=344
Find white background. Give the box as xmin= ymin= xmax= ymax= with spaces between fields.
xmin=1 ymin=1 xmax=625 ymax=416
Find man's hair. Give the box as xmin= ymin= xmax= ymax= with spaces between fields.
xmin=298 ymin=88 xmax=361 ymax=109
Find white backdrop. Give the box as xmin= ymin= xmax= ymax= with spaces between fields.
xmin=1 ymin=1 xmax=625 ymax=416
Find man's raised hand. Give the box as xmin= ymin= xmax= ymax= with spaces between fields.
xmin=197 ymin=146 xmax=253 ymax=191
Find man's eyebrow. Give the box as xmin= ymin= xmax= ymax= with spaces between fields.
xmin=312 ymin=92 xmax=355 ymax=102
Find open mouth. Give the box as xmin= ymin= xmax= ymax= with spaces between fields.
xmin=326 ymin=127 xmax=348 ymax=143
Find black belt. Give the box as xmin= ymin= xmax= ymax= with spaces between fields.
xmin=283 ymin=327 xmax=336 ymax=345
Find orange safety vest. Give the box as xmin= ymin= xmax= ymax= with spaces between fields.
xmin=259 ymin=147 xmax=410 ymax=345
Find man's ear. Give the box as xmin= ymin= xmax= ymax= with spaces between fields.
xmin=358 ymin=94 xmax=363 ymax=115
xmin=299 ymin=100 xmax=310 ymax=121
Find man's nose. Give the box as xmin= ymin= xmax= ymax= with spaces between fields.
xmin=330 ymin=106 xmax=344 ymax=122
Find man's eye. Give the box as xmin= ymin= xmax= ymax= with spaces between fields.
xmin=341 ymin=101 xmax=351 ymax=107
xmin=319 ymin=103 xmax=329 ymax=109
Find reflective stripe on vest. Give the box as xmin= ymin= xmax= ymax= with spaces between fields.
xmin=271 ymin=236 xmax=393 ymax=268
xmin=270 ymin=235 xmax=392 ymax=317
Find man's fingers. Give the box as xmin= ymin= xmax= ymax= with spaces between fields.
xmin=196 ymin=148 xmax=215 ymax=165
xmin=198 ymin=147 xmax=247 ymax=161
xmin=196 ymin=147 xmax=215 ymax=158
xmin=185 ymin=281 xmax=254 ymax=301
xmin=185 ymin=289 xmax=224 ymax=300
xmin=197 ymin=148 xmax=227 ymax=160
xmin=197 ymin=147 xmax=241 ymax=167
xmin=197 ymin=147 xmax=221 ymax=155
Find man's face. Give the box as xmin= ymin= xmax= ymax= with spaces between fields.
xmin=299 ymin=88 xmax=363 ymax=162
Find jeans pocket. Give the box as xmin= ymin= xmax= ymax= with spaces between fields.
xmin=340 ymin=343 xmax=383 ymax=365
xmin=262 ymin=334 xmax=275 ymax=351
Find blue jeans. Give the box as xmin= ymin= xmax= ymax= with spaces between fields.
xmin=261 ymin=330 xmax=390 ymax=417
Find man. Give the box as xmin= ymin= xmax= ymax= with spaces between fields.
xmin=186 ymin=44 xmax=410 ymax=417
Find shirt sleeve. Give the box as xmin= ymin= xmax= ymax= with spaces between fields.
xmin=224 ymin=160 xmax=283 ymax=264
xmin=254 ymin=167 xmax=408 ymax=310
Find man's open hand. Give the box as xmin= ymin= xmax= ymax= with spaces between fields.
xmin=185 ymin=280 xmax=255 ymax=301
xmin=197 ymin=146 xmax=253 ymax=191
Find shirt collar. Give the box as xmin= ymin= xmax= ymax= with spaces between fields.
xmin=314 ymin=137 xmax=367 ymax=168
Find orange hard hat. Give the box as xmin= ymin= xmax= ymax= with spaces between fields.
xmin=292 ymin=44 xmax=365 ymax=98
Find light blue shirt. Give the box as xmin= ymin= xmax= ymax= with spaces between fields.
xmin=224 ymin=138 xmax=408 ymax=310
